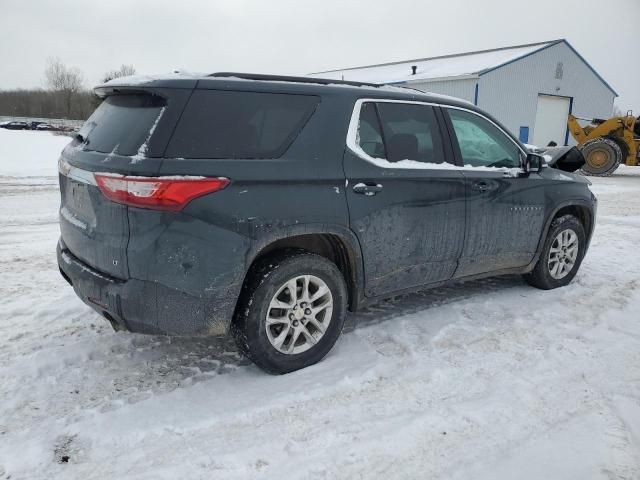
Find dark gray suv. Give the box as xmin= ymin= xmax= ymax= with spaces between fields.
xmin=57 ymin=73 xmax=596 ymax=373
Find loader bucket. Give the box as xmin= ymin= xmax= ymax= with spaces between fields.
xmin=542 ymin=146 xmax=585 ymax=172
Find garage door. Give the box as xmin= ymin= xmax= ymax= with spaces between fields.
xmin=532 ymin=94 xmax=571 ymax=147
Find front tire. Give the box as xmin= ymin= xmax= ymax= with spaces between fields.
xmin=232 ymin=250 xmax=347 ymax=374
xmin=524 ymin=215 xmax=586 ymax=290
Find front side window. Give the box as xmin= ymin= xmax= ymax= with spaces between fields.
xmin=447 ymin=109 xmax=521 ymax=168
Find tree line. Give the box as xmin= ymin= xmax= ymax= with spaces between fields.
xmin=0 ymin=59 xmax=135 ymax=121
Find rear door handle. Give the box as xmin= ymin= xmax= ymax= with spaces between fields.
xmin=471 ymin=180 xmax=495 ymax=192
xmin=353 ymin=182 xmax=383 ymax=196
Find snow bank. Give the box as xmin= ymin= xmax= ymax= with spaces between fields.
xmin=0 ymin=129 xmax=70 ymax=177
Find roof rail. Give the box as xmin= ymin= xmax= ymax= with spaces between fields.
xmin=208 ymin=72 xmax=382 ymax=88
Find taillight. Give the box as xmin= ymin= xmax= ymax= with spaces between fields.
xmin=94 ymin=174 xmax=230 ymax=211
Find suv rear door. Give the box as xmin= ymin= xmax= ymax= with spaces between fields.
xmin=58 ymin=89 xmax=191 ymax=279
xmin=343 ymin=100 xmax=466 ymax=297
xmin=442 ymin=107 xmax=546 ymax=277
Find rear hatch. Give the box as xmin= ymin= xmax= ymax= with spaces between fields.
xmin=58 ymin=86 xmax=191 ymax=279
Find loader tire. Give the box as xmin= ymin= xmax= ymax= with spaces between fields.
xmin=579 ymin=137 xmax=622 ymax=176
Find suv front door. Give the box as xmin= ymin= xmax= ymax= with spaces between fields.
xmin=443 ymin=107 xmax=546 ymax=277
xmin=343 ymin=100 xmax=466 ymax=297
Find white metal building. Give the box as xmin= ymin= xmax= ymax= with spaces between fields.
xmin=311 ymin=39 xmax=617 ymax=146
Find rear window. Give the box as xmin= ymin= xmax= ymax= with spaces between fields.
xmin=78 ymin=94 xmax=166 ymax=156
xmin=165 ymin=90 xmax=320 ymax=159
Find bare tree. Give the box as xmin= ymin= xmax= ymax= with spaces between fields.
xmin=0 ymin=89 xmax=95 ymax=120
xmin=44 ymin=57 xmax=85 ymax=118
xmin=102 ymin=64 xmax=136 ymax=83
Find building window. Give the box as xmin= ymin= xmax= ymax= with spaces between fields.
xmin=555 ymin=62 xmax=564 ymax=80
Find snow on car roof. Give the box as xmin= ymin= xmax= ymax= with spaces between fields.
xmin=98 ymin=71 xmax=470 ymax=104
xmin=102 ymin=71 xmax=206 ymax=87
xmin=309 ymin=40 xmax=560 ymax=84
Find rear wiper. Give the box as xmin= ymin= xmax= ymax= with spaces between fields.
xmin=73 ymin=132 xmax=89 ymax=146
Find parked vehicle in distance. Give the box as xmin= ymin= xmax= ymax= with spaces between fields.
xmin=1 ymin=121 xmax=30 ymax=130
xmin=35 ymin=123 xmax=59 ymax=131
xmin=57 ymin=73 xmax=597 ymax=373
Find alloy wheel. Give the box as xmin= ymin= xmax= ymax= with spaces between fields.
xmin=548 ymin=229 xmax=579 ymax=280
xmin=265 ymin=275 xmax=333 ymax=354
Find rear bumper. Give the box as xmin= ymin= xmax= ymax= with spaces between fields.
xmin=57 ymin=239 xmax=237 ymax=336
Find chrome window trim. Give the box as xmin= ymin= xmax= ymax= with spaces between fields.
xmin=58 ymin=157 xmax=97 ymax=186
xmin=346 ymin=98 xmax=527 ymax=168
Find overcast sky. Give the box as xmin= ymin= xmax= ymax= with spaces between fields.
xmin=1 ymin=0 xmax=638 ymax=111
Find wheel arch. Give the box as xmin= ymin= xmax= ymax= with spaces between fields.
xmin=536 ymin=201 xmax=595 ymax=258
xmin=241 ymin=226 xmax=365 ymax=312
xmin=552 ymin=204 xmax=594 ymax=236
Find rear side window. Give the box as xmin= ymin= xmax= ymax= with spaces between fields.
xmin=165 ymin=90 xmax=320 ymax=159
xmin=79 ymin=94 xmax=166 ymax=156
xmin=376 ymin=103 xmax=445 ymax=164
xmin=357 ymin=102 xmax=386 ymax=159
xmin=356 ymin=101 xmax=446 ymax=164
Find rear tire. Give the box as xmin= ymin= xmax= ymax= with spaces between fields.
xmin=524 ymin=215 xmax=586 ymax=290
xmin=232 ymin=250 xmax=347 ymax=374
xmin=580 ymin=137 xmax=622 ymax=176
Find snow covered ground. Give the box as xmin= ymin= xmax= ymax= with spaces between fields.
xmin=0 ymin=129 xmax=69 ymax=177
xmin=1 ymin=130 xmax=640 ymax=479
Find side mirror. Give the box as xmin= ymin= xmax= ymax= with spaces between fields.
xmin=523 ymin=153 xmax=544 ymax=174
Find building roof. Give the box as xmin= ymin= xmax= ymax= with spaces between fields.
xmin=309 ymin=39 xmax=617 ymax=96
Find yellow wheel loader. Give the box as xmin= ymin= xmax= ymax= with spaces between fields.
xmin=568 ymin=112 xmax=640 ymax=176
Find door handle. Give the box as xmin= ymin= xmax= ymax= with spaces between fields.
xmin=353 ymin=182 xmax=383 ymax=196
xmin=471 ymin=180 xmax=494 ymax=192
